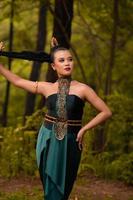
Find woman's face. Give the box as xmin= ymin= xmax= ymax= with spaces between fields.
xmin=51 ymin=50 xmax=74 ymax=77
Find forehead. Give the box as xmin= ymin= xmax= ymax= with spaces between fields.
xmin=54 ymin=50 xmax=72 ymax=59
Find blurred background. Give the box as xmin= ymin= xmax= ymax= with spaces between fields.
xmin=0 ymin=0 xmax=133 ymax=199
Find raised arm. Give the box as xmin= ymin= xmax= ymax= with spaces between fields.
xmin=0 ymin=41 xmax=47 ymax=95
xmin=0 ymin=64 xmax=46 ymax=94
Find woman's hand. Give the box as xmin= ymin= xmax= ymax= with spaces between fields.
xmin=51 ymin=37 xmax=58 ymax=47
xmin=0 ymin=41 xmax=5 ymax=51
xmin=76 ymin=129 xmax=86 ymax=150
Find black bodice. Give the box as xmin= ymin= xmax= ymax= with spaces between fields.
xmin=45 ymin=93 xmax=85 ymax=120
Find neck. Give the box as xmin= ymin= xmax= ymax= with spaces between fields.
xmin=57 ymin=75 xmax=72 ymax=80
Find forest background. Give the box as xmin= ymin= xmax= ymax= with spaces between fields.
xmin=0 ymin=0 xmax=133 ymax=191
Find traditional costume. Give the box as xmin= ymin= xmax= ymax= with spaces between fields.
xmin=0 ymin=50 xmax=85 ymax=200
xmin=36 ymin=77 xmax=85 ymax=199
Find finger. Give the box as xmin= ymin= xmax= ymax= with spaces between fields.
xmin=76 ymin=135 xmax=79 ymax=142
xmin=0 ymin=42 xmax=5 ymax=50
xmin=78 ymin=142 xmax=82 ymax=150
xmin=0 ymin=46 xmax=4 ymax=51
xmin=76 ymin=135 xmax=83 ymax=150
xmin=0 ymin=41 xmax=4 ymax=46
xmin=78 ymin=143 xmax=81 ymax=150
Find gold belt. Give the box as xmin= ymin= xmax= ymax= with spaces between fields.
xmin=44 ymin=114 xmax=82 ymax=126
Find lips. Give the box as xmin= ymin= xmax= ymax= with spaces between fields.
xmin=64 ymin=67 xmax=71 ymax=71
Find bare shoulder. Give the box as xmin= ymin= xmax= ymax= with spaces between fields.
xmin=72 ymin=80 xmax=98 ymax=101
xmin=76 ymin=81 xmax=112 ymax=115
xmin=72 ymin=80 xmax=85 ymax=88
xmin=72 ymin=80 xmax=93 ymax=92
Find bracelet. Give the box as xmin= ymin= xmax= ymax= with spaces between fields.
xmin=35 ymin=81 xmax=38 ymax=93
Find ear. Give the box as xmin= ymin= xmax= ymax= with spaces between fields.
xmin=51 ymin=63 xmax=56 ymax=71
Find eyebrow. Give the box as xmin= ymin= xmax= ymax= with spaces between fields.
xmin=58 ymin=56 xmax=72 ymax=59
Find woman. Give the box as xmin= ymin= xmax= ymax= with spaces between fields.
xmin=0 ymin=39 xmax=112 ymax=200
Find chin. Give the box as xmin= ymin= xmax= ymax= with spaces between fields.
xmin=58 ymin=70 xmax=73 ymax=77
xmin=64 ymin=71 xmax=72 ymax=76
xmin=63 ymin=73 xmax=72 ymax=77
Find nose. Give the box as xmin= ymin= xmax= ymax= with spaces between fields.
xmin=64 ymin=60 xmax=70 ymax=66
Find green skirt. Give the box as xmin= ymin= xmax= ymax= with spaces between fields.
xmin=36 ymin=124 xmax=82 ymax=200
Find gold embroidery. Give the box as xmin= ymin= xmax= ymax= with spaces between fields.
xmin=54 ymin=77 xmax=71 ymax=140
xmin=44 ymin=114 xmax=82 ymax=126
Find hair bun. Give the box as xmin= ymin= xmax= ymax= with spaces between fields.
xmin=50 ymin=45 xmax=61 ymax=52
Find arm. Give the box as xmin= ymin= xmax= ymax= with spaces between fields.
xmin=76 ymin=85 xmax=112 ymax=149
xmin=0 ymin=64 xmax=46 ymax=94
xmin=0 ymin=42 xmax=46 ymax=94
xmin=82 ymin=85 xmax=112 ymax=132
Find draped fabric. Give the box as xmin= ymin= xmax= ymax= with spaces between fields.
xmin=36 ymin=94 xmax=85 ymax=200
xmin=0 ymin=45 xmax=64 ymax=63
xmin=0 ymin=51 xmax=51 ymax=63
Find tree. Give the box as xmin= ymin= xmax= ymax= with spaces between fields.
xmin=1 ymin=0 xmax=14 ymax=126
xmin=104 ymin=0 xmax=119 ymax=95
xmin=23 ymin=0 xmax=48 ymax=122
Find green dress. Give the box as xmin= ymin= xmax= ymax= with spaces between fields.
xmin=36 ymin=94 xmax=85 ymax=200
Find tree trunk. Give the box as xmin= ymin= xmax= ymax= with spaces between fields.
xmin=1 ymin=0 xmax=14 ymax=126
xmin=104 ymin=0 xmax=119 ymax=95
xmin=46 ymin=0 xmax=74 ymax=82
xmin=23 ymin=0 xmax=48 ymax=122
xmin=92 ymin=0 xmax=119 ymax=153
xmin=92 ymin=124 xmax=106 ymax=154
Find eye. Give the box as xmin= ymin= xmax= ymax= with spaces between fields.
xmin=68 ymin=57 xmax=73 ymax=62
xmin=59 ymin=58 xmax=64 ymax=62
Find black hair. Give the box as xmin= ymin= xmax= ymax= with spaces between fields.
xmin=50 ymin=45 xmax=69 ymax=63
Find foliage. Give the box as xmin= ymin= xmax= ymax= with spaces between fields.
xmin=105 ymin=153 xmax=133 ymax=184
xmin=72 ymin=0 xmax=133 ymax=96
xmin=0 ymin=189 xmax=43 ymax=200
xmin=79 ymin=93 xmax=133 ymax=185
xmin=0 ymin=126 xmax=37 ymax=177
xmin=0 ymin=108 xmax=46 ymax=177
